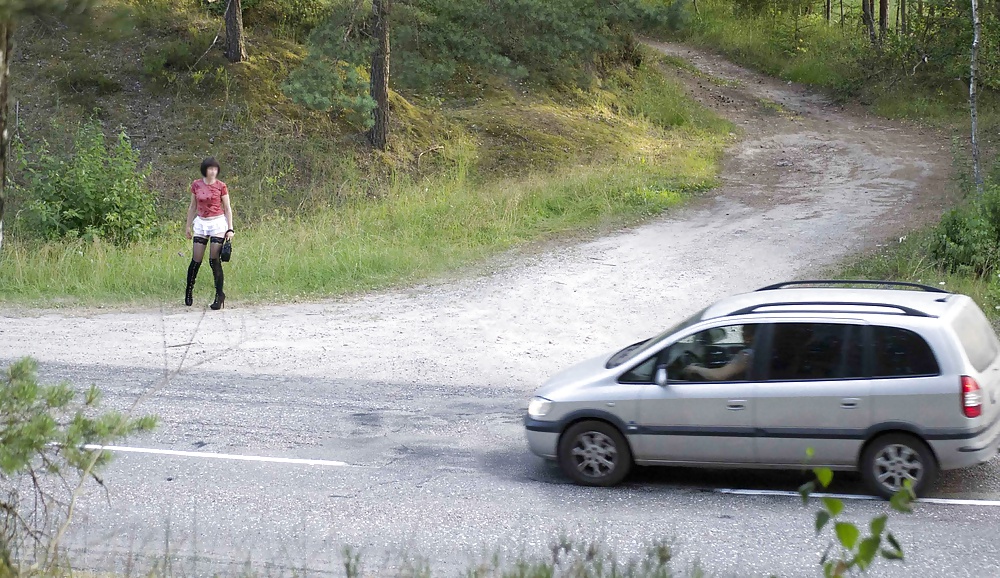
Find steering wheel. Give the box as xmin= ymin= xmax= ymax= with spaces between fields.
xmin=668 ymin=350 xmax=705 ymax=381
xmin=679 ymin=350 xmax=703 ymax=367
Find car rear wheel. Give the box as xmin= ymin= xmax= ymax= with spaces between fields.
xmin=861 ymin=433 xmax=937 ymax=499
xmin=558 ymin=421 xmax=632 ymax=486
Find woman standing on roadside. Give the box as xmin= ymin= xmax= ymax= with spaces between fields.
xmin=184 ymin=157 xmax=234 ymax=310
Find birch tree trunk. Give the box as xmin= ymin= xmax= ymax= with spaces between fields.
xmin=971 ymin=0 xmax=983 ymax=194
xmin=0 ymin=20 xmax=11 ymax=251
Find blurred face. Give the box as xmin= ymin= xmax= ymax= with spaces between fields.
xmin=205 ymin=166 xmax=219 ymax=180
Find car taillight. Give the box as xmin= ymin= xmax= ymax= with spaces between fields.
xmin=962 ymin=376 xmax=983 ymax=418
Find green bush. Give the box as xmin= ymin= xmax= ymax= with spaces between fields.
xmin=2 ymin=357 xmax=156 ymax=574
xmin=664 ymin=0 xmax=692 ymax=33
xmin=931 ymin=184 xmax=1000 ymax=277
xmin=11 ymin=119 xmax=159 ymax=245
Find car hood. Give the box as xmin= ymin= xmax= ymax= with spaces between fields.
xmin=534 ymin=351 xmax=615 ymax=400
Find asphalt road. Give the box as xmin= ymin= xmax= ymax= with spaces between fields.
xmin=2 ymin=44 xmax=994 ymax=577
xmin=12 ymin=361 xmax=1000 ymax=578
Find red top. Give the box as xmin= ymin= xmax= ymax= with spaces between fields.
xmin=191 ymin=179 xmax=229 ymax=218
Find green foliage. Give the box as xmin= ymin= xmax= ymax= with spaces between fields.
xmin=204 ymin=0 xmax=334 ymax=40
xmin=799 ymin=465 xmax=913 ymax=577
xmin=11 ymin=119 xmax=158 ymax=245
xmin=669 ymin=0 xmax=1000 ymax=99
xmin=391 ymin=0 xmax=523 ymax=91
xmin=287 ymin=0 xmax=665 ymax=110
xmin=281 ymin=6 xmax=376 ymax=128
xmin=931 ymin=184 xmax=1000 ymax=277
xmin=664 ymin=0 xmax=692 ymax=33
xmin=1 ymin=357 xmax=157 ymax=573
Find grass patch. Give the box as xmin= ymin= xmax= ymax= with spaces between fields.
xmin=667 ymin=0 xmax=862 ymax=93
xmin=0 ymin=131 xmax=724 ymax=306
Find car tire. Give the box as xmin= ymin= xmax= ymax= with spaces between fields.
xmin=558 ymin=420 xmax=632 ymax=487
xmin=861 ymin=433 xmax=938 ymax=499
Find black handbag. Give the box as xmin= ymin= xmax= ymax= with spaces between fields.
xmin=220 ymin=239 xmax=232 ymax=262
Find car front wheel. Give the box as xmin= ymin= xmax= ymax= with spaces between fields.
xmin=558 ymin=420 xmax=632 ymax=486
xmin=861 ymin=433 xmax=937 ymax=499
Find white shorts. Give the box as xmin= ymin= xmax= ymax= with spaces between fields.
xmin=193 ymin=215 xmax=229 ymax=238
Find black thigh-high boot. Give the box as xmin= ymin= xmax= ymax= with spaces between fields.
xmin=209 ymin=258 xmax=225 ymax=310
xmin=185 ymin=260 xmax=201 ymax=306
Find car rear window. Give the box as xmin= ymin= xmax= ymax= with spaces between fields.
xmin=872 ymin=326 xmax=939 ymax=377
xmin=953 ymin=302 xmax=1000 ymax=373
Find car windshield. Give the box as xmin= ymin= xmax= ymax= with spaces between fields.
xmin=606 ymin=308 xmax=707 ymax=368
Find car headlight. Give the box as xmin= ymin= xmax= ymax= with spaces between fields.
xmin=528 ymin=397 xmax=553 ymax=419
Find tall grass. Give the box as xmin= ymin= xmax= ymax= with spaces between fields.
xmin=671 ymin=0 xmax=864 ymax=92
xmin=0 ymin=145 xmax=720 ymax=306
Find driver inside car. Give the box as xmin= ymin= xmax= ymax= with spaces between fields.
xmin=682 ymin=324 xmax=757 ymax=381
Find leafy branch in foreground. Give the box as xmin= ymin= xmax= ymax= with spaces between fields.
xmin=1 ymin=357 xmax=157 ymax=575
xmin=799 ymin=451 xmax=915 ymax=578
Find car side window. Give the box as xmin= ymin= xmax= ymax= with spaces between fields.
xmin=768 ymin=323 xmax=856 ymax=381
xmin=661 ymin=324 xmax=759 ymax=382
xmin=872 ymin=326 xmax=940 ymax=377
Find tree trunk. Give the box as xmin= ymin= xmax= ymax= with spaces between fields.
xmin=971 ymin=0 xmax=983 ymax=194
xmin=901 ymin=0 xmax=907 ymax=35
xmin=0 ymin=20 xmax=11 ymax=251
xmin=879 ymin=0 xmax=889 ymax=38
xmin=692 ymin=0 xmax=700 ymax=16
xmin=825 ymin=0 xmax=831 ymax=22
xmin=863 ymin=0 xmax=878 ymax=45
xmin=224 ymin=0 xmax=247 ymax=63
xmin=367 ymin=0 xmax=390 ymax=151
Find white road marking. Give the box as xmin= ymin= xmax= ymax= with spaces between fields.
xmin=714 ymin=488 xmax=1000 ymax=506
xmin=83 ymin=444 xmax=354 ymax=467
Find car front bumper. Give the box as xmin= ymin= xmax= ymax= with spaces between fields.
xmin=524 ymin=415 xmax=559 ymax=459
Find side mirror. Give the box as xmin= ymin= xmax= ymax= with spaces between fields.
xmin=654 ymin=364 xmax=669 ymax=387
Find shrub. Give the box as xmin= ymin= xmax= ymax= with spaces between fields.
xmin=11 ymin=119 xmax=159 ymax=245
xmin=931 ymin=184 xmax=1000 ymax=277
xmin=2 ymin=357 xmax=156 ymax=574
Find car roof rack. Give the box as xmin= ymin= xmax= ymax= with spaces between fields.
xmin=729 ymin=301 xmax=933 ymax=318
xmin=756 ymin=279 xmax=949 ymax=294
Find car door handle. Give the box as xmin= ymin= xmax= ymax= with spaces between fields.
xmin=727 ymin=400 xmax=747 ymax=411
xmin=841 ymin=398 xmax=861 ymax=409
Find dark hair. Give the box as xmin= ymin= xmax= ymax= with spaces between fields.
xmin=200 ymin=157 xmax=221 ymax=177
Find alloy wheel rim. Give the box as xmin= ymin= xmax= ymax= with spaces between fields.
xmin=571 ymin=431 xmax=618 ymax=478
xmin=873 ymin=443 xmax=924 ymax=492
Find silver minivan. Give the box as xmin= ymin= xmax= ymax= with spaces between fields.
xmin=524 ymin=281 xmax=1000 ymax=497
